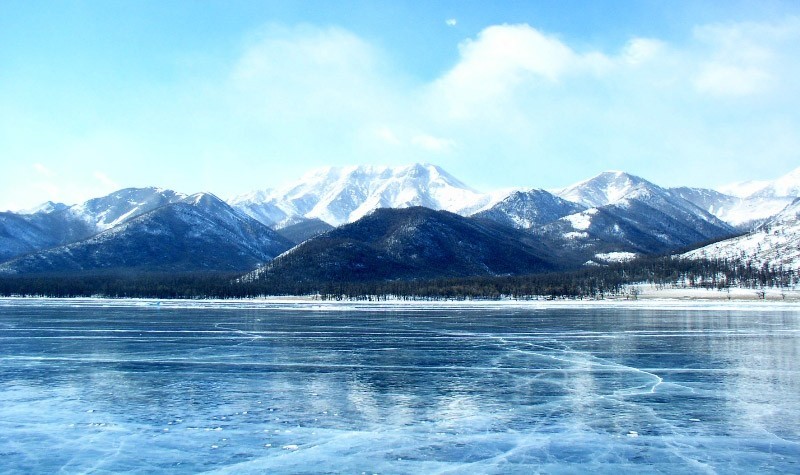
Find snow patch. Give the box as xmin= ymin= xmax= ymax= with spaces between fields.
xmin=564 ymin=209 xmax=596 ymax=231
xmin=595 ymin=252 xmax=638 ymax=262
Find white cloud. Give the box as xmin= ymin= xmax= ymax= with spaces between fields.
xmin=690 ymin=19 xmax=800 ymax=97
xmin=622 ymin=38 xmax=665 ymax=65
xmin=694 ymin=63 xmax=772 ymax=96
xmin=429 ymin=24 xmax=613 ymax=119
xmin=33 ymin=163 xmax=54 ymax=176
xmin=93 ymin=171 xmax=119 ymax=189
xmin=231 ymin=25 xmax=401 ymax=122
xmin=416 ymin=20 xmax=800 ymax=187
xmin=411 ymin=134 xmax=455 ymax=152
xmin=8 ymin=18 xmax=798 ymax=212
xmin=375 ymin=126 xmax=401 ymax=146
xmin=446 ymin=19 xmax=457 ymax=27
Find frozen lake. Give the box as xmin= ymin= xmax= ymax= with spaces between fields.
xmin=1 ymin=299 xmax=798 ymax=473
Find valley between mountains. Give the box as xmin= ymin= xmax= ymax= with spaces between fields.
xmin=1 ymin=163 xmax=798 ymax=296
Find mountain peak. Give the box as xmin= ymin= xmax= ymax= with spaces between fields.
xmin=19 ymin=201 xmax=69 ymax=215
xmin=231 ymin=163 xmax=491 ymax=227
xmin=473 ymin=188 xmax=586 ymax=230
xmin=718 ymin=165 xmax=800 ymax=199
xmin=557 ymin=171 xmax=656 ymax=208
xmin=68 ymin=187 xmax=186 ymax=231
xmin=185 ymin=192 xmax=225 ymax=207
xmin=251 ymin=206 xmax=558 ymax=283
xmin=753 ymin=166 xmax=800 ymax=198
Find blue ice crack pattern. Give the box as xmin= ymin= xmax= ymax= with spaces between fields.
xmin=0 ymin=299 xmax=798 ymax=473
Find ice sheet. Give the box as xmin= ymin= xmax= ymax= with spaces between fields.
xmin=0 ymin=302 xmax=798 ymax=473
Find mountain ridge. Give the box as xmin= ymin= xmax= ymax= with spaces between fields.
xmin=229 ymin=163 xmax=504 ymax=228
xmin=3 ymin=163 xmax=799 ymax=279
xmin=0 ymin=193 xmax=292 ymax=274
xmin=683 ymin=198 xmax=800 ymax=271
xmin=247 ymin=206 xmax=562 ymax=284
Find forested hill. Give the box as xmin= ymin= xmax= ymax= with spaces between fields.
xmin=0 ymin=257 xmax=794 ymax=300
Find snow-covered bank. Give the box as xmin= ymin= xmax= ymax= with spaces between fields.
xmin=1 ymin=292 xmax=799 ymax=312
xmin=626 ymin=284 xmax=800 ymax=302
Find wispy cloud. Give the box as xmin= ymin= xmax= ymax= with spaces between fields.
xmin=420 ymin=20 xmax=800 ymax=186
xmin=4 ymin=17 xmax=800 ymax=211
xmin=412 ymin=134 xmax=455 ymax=153
xmin=219 ymin=19 xmax=800 ymax=189
xmin=33 ymin=163 xmax=54 ymax=176
xmin=93 ymin=171 xmax=119 ymax=189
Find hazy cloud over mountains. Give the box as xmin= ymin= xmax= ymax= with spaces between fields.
xmin=3 ymin=14 xmax=800 ymax=211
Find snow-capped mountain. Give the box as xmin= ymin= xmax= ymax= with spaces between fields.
xmin=720 ymin=166 xmax=800 ymax=199
xmin=556 ymin=171 xmax=651 ymax=208
xmin=3 ymin=163 xmax=798 ymax=277
xmin=683 ymin=198 xmax=800 ymax=271
xmin=541 ymin=172 xmax=735 ymax=262
xmin=472 ymin=189 xmax=586 ymax=229
xmin=0 ymin=193 xmax=293 ymax=274
xmin=19 ymin=201 xmax=69 ymax=215
xmin=717 ymin=180 xmax=772 ymax=199
xmin=671 ymin=186 xmax=792 ymax=229
xmin=752 ymin=167 xmax=800 ymax=198
xmin=229 ymin=163 xmax=505 ymax=228
xmin=0 ymin=210 xmax=86 ymax=263
xmin=67 ymin=187 xmax=186 ymax=231
xmin=0 ymin=187 xmax=186 ymax=263
xmin=673 ymin=167 xmax=800 ymax=229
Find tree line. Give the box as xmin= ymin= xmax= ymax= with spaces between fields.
xmin=0 ymin=256 xmax=795 ymax=300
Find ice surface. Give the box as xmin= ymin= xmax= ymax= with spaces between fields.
xmin=0 ymin=299 xmax=798 ymax=473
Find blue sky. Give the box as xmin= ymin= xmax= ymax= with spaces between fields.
xmin=2 ymin=0 xmax=799 ymax=210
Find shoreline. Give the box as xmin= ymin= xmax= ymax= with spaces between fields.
xmin=1 ymin=287 xmax=799 ymax=311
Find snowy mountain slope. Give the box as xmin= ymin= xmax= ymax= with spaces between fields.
xmin=67 ymin=187 xmax=186 ymax=231
xmin=0 ymin=206 xmax=98 ymax=263
xmin=683 ymin=198 xmax=800 ymax=270
xmin=748 ymin=166 xmax=800 ymax=199
xmin=0 ymin=187 xmax=186 ymax=263
xmin=472 ymin=189 xmax=586 ymax=229
xmin=718 ymin=166 xmax=800 ymax=199
xmin=19 ymin=201 xmax=69 ymax=215
xmin=670 ymin=187 xmax=792 ymax=229
xmin=0 ymin=211 xmax=89 ymax=263
xmin=556 ymin=171 xmax=652 ymax=208
xmin=539 ymin=172 xmax=735 ymax=263
xmin=554 ymin=171 xmax=732 ymax=231
xmin=229 ymin=163 xmax=506 ymax=228
xmin=673 ymin=166 xmax=800 ymax=229
xmin=717 ymin=180 xmax=771 ymax=198
xmin=5 ymin=164 xmax=796 ymax=275
xmin=0 ymin=193 xmax=293 ymax=274
xmin=669 ymin=187 xmax=739 ymax=217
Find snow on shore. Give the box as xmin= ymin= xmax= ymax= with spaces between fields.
xmin=1 ymin=286 xmax=799 ymax=312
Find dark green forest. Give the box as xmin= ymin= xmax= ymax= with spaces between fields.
xmin=0 ymin=257 xmax=795 ymax=300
